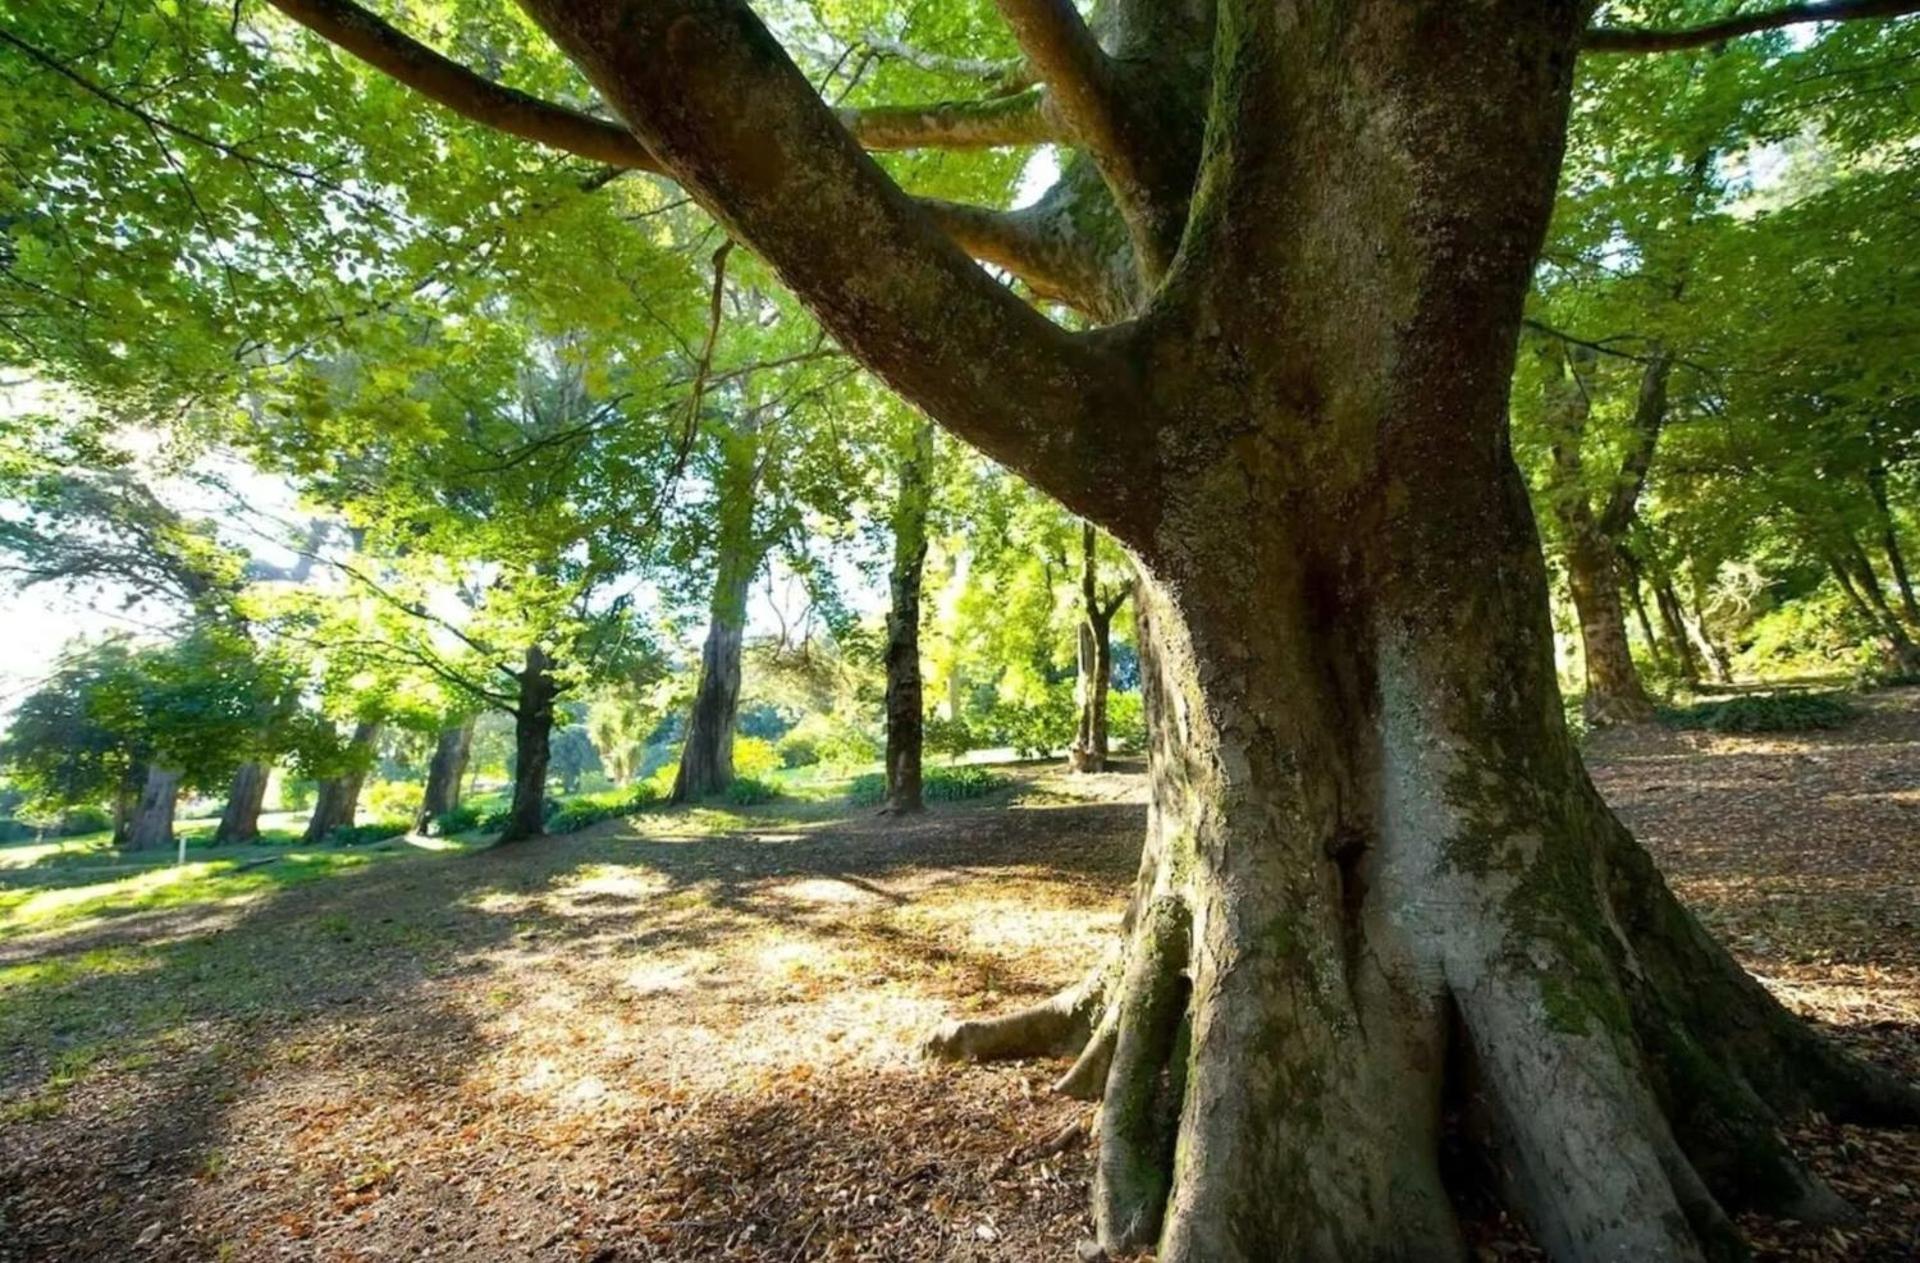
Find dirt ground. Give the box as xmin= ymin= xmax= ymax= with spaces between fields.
xmin=2 ymin=695 xmax=1918 ymax=1261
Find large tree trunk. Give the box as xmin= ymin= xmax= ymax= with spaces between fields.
xmin=416 ymin=716 xmax=476 ymax=833
xmin=498 ymin=649 xmax=557 ymax=843
xmin=213 ymin=760 xmax=270 ymax=845
xmin=672 ymin=431 xmax=763 ymax=803
xmin=302 ymin=720 xmax=380 ymax=844
xmin=882 ymin=421 xmax=933 ymax=814
xmin=124 ymin=765 xmax=182 ymax=851
xmin=508 ymin=0 xmax=1920 ymax=1255
xmin=923 ymin=9 xmax=1916 ymax=1258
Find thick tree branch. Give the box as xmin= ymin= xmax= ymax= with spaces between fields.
xmin=517 ymin=0 xmax=1158 ymax=533
xmin=1585 ymin=0 xmax=1920 ymax=53
xmin=860 ymin=32 xmax=1033 ymax=95
xmin=1599 ymin=355 xmax=1673 ymax=538
xmin=916 ymin=198 xmax=1116 ymax=311
xmin=841 ymin=87 xmax=1058 ymax=150
xmin=265 ymin=0 xmax=664 ymax=171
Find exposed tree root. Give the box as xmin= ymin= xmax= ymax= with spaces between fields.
xmin=1093 ymin=898 xmax=1189 ymax=1251
xmin=922 ymin=967 xmax=1107 ymax=1063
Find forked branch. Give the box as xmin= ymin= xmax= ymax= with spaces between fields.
xmin=516 ymin=0 xmax=1158 ymax=532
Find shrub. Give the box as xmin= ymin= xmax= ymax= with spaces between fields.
xmin=924 ymin=715 xmax=975 ymax=761
xmin=432 ymin=803 xmax=483 ymax=836
xmin=993 ymin=687 xmax=1078 ymax=759
xmin=546 ymin=782 xmax=662 ymax=834
xmin=848 ymin=766 xmax=1003 ymax=806
xmin=721 ymin=776 xmax=782 ymax=805
xmin=776 ymin=713 xmax=879 ymax=770
xmin=776 ymin=732 xmax=821 ymax=768
xmin=55 ymin=804 xmax=114 ymax=836
xmin=1107 ymin=692 xmax=1146 ymax=751
xmin=325 ymin=818 xmax=411 ymax=846
xmin=1657 ymin=691 xmax=1856 ymax=734
xmin=364 ymin=779 xmax=420 ymax=819
xmin=277 ymin=777 xmax=316 ymax=811
xmin=733 ymin=735 xmax=782 ymax=779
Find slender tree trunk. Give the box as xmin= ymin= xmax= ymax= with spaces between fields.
xmin=1843 ymin=534 xmax=1920 ymax=672
xmin=498 ymin=649 xmax=557 ymax=843
xmin=111 ymin=763 xmax=144 ymax=848
xmin=1684 ymin=582 xmax=1737 ymax=684
xmin=1829 ymin=553 xmax=1920 ymax=677
xmin=1626 ymin=574 xmax=1664 ymax=671
xmin=303 ymin=720 xmax=381 ymax=843
xmin=416 ymin=716 xmax=476 ymax=832
xmin=1865 ymin=466 xmax=1920 ymax=627
xmin=1069 ymin=521 xmax=1126 ymax=773
xmin=1538 ymin=346 xmax=1657 ymax=725
xmin=1653 ymin=573 xmax=1704 ymax=686
xmin=672 ymin=429 xmax=763 ymax=803
xmin=124 ymin=765 xmax=182 ymax=851
xmin=883 ymin=421 xmax=933 ymax=813
xmin=214 ymin=761 xmax=270 ymax=845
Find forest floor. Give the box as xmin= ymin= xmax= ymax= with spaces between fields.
xmin=2 ymin=694 xmax=1919 ymax=1261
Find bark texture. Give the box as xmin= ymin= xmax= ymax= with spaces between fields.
xmin=125 ymin=765 xmax=182 ymax=851
xmin=214 ymin=760 xmax=270 ymax=845
xmin=883 ymin=421 xmax=933 ymax=814
xmin=302 ymin=720 xmax=380 ymax=844
xmin=416 ymin=717 xmax=475 ymax=832
xmin=498 ymin=649 xmax=556 ymax=844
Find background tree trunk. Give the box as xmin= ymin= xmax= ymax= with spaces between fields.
xmin=214 ymin=761 xmax=270 ymax=845
xmin=498 ymin=649 xmax=556 ymax=843
xmin=1653 ymin=571 xmax=1705 ymax=685
xmin=303 ymin=720 xmax=381 ymax=843
xmin=672 ymin=428 xmax=763 ymax=803
xmin=416 ymin=716 xmax=476 ymax=832
xmin=883 ymin=421 xmax=933 ymax=814
xmin=1069 ymin=521 xmax=1124 ymax=773
xmin=1865 ymin=465 xmax=1920 ymax=627
xmin=124 ymin=765 xmax=182 ymax=851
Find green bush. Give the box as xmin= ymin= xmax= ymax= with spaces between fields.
xmin=733 ymin=735 xmax=782 ymax=779
xmin=364 ymin=778 xmax=421 ymax=819
xmin=924 ymin=715 xmax=975 ymax=760
xmin=277 ymin=777 xmax=316 ymax=812
xmin=720 ymin=776 xmax=782 ymax=805
xmin=431 ymin=803 xmax=483 ymax=836
xmin=992 ymin=687 xmax=1078 ymax=758
xmin=776 ymin=732 xmax=821 ymax=768
xmin=546 ymin=782 xmax=662 ymax=834
xmin=848 ymin=766 xmax=1004 ymax=806
xmin=55 ymin=804 xmax=114 ymax=836
xmin=1107 ymin=692 xmax=1146 ymax=751
xmin=1657 ymin=691 xmax=1856 ymax=734
xmin=325 ymin=818 xmax=411 ymax=846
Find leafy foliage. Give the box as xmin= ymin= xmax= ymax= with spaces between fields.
xmin=1658 ymin=692 xmax=1858 ymax=733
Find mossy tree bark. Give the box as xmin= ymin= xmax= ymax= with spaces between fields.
xmin=300 ymin=0 xmax=1920 ymax=1253
xmin=883 ymin=420 xmax=934 ymax=814
xmin=1068 ymin=521 xmax=1128 ymax=773
xmin=125 ymin=764 xmax=183 ymax=851
xmin=416 ymin=716 xmax=475 ymax=832
xmin=214 ymin=760 xmax=270 ymax=845
xmin=672 ymin=421 xmax=768 ymax=803
xmin=302 ymin=720 xmax=380 ymax=844
xmin=498 ymin=648 xmax=557 ymax=843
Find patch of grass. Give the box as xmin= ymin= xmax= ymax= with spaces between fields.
xmin=0 ymin=851 xmax=378 ymax=943
xmin=1657 ymin=690 xmax=1857 ymax=733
